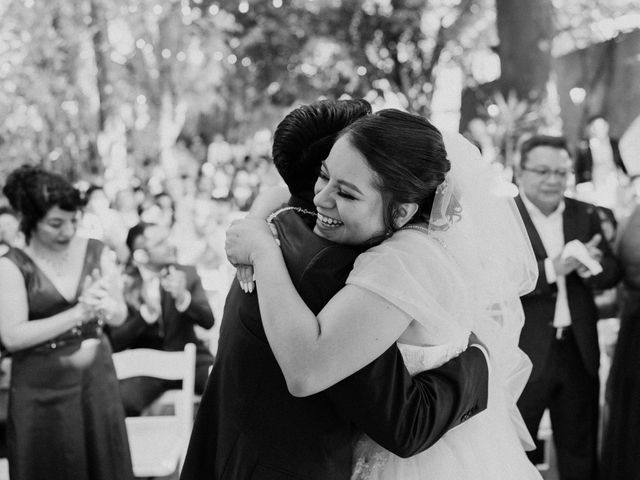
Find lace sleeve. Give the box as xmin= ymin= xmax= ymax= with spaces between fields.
xmin=346 ymin=231 xmax=473 ymax=345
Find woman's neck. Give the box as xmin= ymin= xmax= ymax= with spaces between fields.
xmin=28 ymin=237 xmax=73 ymax=259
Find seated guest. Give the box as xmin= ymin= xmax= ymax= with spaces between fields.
xmin=107 ymin=222 xmax=215 ymax=415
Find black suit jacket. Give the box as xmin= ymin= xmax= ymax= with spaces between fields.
xmin=180 ymin=209 xmax=489 ymax=480
xmin=108 ymin=264 xmax=215 ymax=368
xmin=575 ymin=137 xmax=627 ymax=185
xmin=516 ymin=196 xmax=621 ymax=381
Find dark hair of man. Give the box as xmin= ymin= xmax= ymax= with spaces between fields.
xmin=125 ymin=222 xmax=153 ymax=254
xmin=272 ymin=99 xmax=372 ymax=208
xmin=519 ymin=135 xmax=571 ymax=169
xmin=338 ymin=109 xmax=450 ymax=235
xmin=84 ymin=184 xmax=106 ymax=203
xmin=2 ymin=164 xmax=85 ymax=243
xmin=154 ymin=191 xmax=176 ymax=226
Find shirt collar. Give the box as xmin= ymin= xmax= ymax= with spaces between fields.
xmin=519 ymin=189 xmax=565 ymax=219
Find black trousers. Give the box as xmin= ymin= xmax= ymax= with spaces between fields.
xmin=518 ymin=331 xmax=599 ymax=480
xmin=119 ymin=362 xmax=211 ymax=416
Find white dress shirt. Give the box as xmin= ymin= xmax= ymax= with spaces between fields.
xmin=520 ymin=193 xmax=572 ymax=328
xmin=589 ymin=137 xmax=616 ymax=186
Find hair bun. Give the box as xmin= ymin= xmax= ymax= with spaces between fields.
xmin=2 ymin=164 xmax=42 ymax=213
xmin=272 ymin=99 xmax=371 ymax=202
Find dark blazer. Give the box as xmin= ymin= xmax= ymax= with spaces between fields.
xmin=516 ymin=196 xmax=621 ymax=381
xmin=108 ymin=264 xmax=215 ymax=368
xmin=575 ymin=137 xmax=627 ymax=185
xmin=180 ymin=209 xmax=489 ymax=480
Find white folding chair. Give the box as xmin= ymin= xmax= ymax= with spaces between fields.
xmin=112 ymin=343 xmax=196 ymax=478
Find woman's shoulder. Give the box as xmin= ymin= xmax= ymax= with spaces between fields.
xmin=0 ymin=249 xmax=29 ymax=281
xmin=358 ymin=228 xmax=448 ymax=265
xmin=0 ymin=247 xmax=29 ymax=269
xmin=349 ymin=229 xmax=466 ymax=304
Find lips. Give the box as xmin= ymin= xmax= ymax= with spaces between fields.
xmin=316 ymin=212 xmax=344 ymax=228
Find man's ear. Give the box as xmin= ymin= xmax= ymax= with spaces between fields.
xmin=514 ymin=165 xmax=525 ymax=186
xmin=394 ymin=203 xmax=419 ymax=229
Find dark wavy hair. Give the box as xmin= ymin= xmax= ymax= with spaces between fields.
xmin=272 ymin=99 xmax=372 ymax=206
xmin=338 ymin=109 xmax=450 ymax=235
xmin=2 ymin=164 xmax=85 ymax=243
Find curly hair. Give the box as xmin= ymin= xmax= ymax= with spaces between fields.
xmin=2 ymin=164 xmax=85 ymax=243
xmin=272 ymin=99 xmax=372 ymax=206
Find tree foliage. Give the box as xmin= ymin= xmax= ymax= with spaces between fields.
xmin=0 ymin=0 xmax=634 ymax=181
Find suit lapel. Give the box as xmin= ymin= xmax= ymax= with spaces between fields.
xmin=159 ymin=281 xmax=171 ymax=337
xmin=562 ymin=198 xmax=579 ymax=243
xmin=515 ymin=196 xmax=548 ymax=259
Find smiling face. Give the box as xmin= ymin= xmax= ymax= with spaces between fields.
xmin=312 ymin=136 xmax=386 ymax=246
xmin=517 ymin=145 xmax=572 ymax=215
xmin=131 ymin=224 xmax=176 ymax=268
xmin=31 ymin=206 xmax=79 ymax=251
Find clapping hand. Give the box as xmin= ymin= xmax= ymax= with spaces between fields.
xmin=78 ymin=269 xmax=117 ymax=322
xmin=576 ymin=234 xmax=602 ymax=278
xmin=160 ymin=266 xmax=188 ymax=305
xmin=552 ymin=234 xmax=603 ymax=277
xmin=552 ymin=252 xmax=582 ymax=277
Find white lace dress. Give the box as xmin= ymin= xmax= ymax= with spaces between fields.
xmin=347 ymin=230 xmax=542 ymax=480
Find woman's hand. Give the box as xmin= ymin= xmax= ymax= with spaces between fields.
xmin=225 ymin=218 xmax=280 ymax=268
xmin=236 ymin=265 xmax=255 ymax=293
xmin=78 ymin=269 xmax=123 ymax=323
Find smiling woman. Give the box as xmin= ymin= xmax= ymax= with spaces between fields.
xmin=312 ymin=142 xmax=387 ymax=246
xmin=0 ymin=165 xmax=134 ymax=480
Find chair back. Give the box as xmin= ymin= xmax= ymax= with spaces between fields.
xmin=112 ymin=343 xmax=196 ymax=477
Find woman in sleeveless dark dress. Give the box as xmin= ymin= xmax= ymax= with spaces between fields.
xmin=0 ymin=165 xmax=134 ymax=480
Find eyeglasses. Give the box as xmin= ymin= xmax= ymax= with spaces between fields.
xmin=521 ymin=167 xmax=573 ymax=179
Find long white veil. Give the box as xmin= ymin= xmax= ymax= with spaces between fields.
xmin=429 ymin=131 xmax=538 ymax=449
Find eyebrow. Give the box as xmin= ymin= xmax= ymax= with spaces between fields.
xmin=321 ymin=161 xmax=365 ymax=195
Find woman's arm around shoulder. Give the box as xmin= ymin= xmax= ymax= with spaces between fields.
xmin=249 ymin=237 xmax=413 ymax=397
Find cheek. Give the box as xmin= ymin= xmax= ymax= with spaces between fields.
xmin=313 ymin=178 xmax=326 ymax=196
xmin=37 ymin=226 xmax=55 ymax=238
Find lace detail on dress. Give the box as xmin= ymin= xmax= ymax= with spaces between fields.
xmin=351 ymin=435 xmax=391 ymax=480
xmin=351 ymin=341 xmax=469 ymax=479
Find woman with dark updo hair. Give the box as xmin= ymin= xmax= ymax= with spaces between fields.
xmin=0 ymin=165 xmax=134 ymax=480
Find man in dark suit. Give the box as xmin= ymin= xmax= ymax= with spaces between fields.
xmin=180 ymin=100 xmax=490 ymax=480
xmin=575 ymin=115 xmax=627 ymax=186
xmin=515 ymin=135 xmax=621 ymax=480
xmin=108 ymin=222 xmax=215 ymax=416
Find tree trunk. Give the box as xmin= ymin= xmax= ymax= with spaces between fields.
xmin=495 ymin=0 xmax=555 ymax=101
xmin=89 ymin=0 xmax=112 ymax=176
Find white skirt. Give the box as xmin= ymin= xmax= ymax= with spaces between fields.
xmin=351 ymin=370 xmax=542 ymax=480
